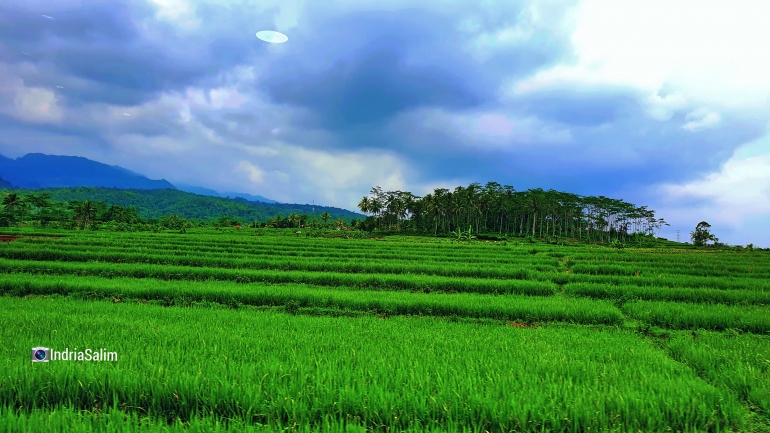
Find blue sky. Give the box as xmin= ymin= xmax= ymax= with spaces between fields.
xmin=0 ymin=0 xmax=769 ymax=246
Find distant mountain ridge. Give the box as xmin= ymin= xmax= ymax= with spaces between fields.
xmin=176 ymin=184 xmax=278 ymax=204
xmin=28 ymin=187 xmax=362 ymax=222
xmin=0 ymin=153 xmax=279 ymax=204
xmin=0 ymin=153 xmax=175 ymax=190
xmin=0 ymin=175 xmax=16 ymax=189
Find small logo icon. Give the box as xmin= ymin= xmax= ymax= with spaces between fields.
xmin=31 ymin=347 xmax=50 ymax=363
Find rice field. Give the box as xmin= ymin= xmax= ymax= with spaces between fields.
xmin=1 ymin=228 xmax=769 ymax=432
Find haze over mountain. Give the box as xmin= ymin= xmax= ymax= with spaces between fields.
xmin=176 ymin=184 xmax=279 ymax=204
xmin=0 ymin=153 xmax=175 ymax=190
xmin=0 ymin=153 xmax=279 ymax=205
xmin=0 ymin=175 xmax=16 ymax=189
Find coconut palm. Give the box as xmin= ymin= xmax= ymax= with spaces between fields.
xmin=2 ymin=193 xmax=25 ymax=223
xmin=357 ymin=196 xmax=371 ymax=216
xmin=71 ymin=200 xmax=97 ymax=230
xmin=320 ymin=212 xmax=331 ymax=227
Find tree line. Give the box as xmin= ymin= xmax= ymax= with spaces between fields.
xmin=2 ymin=186 xmax=751 ymax=249
xmin=357 ymin=182 xmax=670 ymax=243
xmin=9 ymin=187 xmax=360 ymax=222
xmin=0 ymin=192 xmax=350 ymax=231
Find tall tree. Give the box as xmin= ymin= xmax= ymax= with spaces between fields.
xmin=320 ymin=211 xmax=331 ymax=227
xmin=2 ymin=193 xmax=25 ymax=223
xmin=690 ymin=221 xmax=718 ymax=247
xmin=71 ymin=200 xmax=98 ymax=230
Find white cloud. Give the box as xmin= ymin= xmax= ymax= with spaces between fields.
xmin=208 ymin=88 xmax=248 ymax=110
xmin=148 ymin=0 xmax=198 ymax=29
xmin=392 ymin=107 xmax=572 ymax=149
xmin=510 ymin=0 xmax=770 ymax=115
xmin=111 ymin=134 xmax=190 ymax=154
xmin=655 ymin=151 xmax=770 ymax=226
xmin=235 ymin=160 xmax=265 ymax=184
xmin=12 ymin=86 xmax=64 ymax=123
xmin=682 ymin=108 xmax=721 ymax=132
xmin=645 ymin=92 xmax=688 ymax=121
xmin=275 ymin=145 xmax=410 ymax=209
xmin=476 ymin=114 xmax=517 ymax=136
xmin=458 ymin=0 xmax=579 ymax=63
xmin=0 ymin=65 xmax=65 ymax=124
xmin=181 ymin=87 xmax=248 ymax=110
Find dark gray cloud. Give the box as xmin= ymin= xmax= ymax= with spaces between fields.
xmin=0 ymin=0 xmax=767 ymax=246
xmin=260 ymin=9 xmax=495 ymax=130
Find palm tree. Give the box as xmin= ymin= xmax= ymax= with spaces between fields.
xmin=2 ymin=193 xmax=25 ymax=223
xmin=368 ymin=199 xmax=382 ymax=230
xmin=358 ymin=196 xmax=371 ymax=216
xmin=524 ymin=188 xmax=545 ymax=237
xmin=71 ymin=200 xmax=97 ymax=230
xmin=335 ymin=218 xmax=346 ymax=230
xmin=320 ymin=211 xmax=331 ymax=227
xmin=288 ymin=212 xmax=299 ymax=228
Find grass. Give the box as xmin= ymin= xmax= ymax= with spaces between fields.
xmin=0 ymin=296 xmax=746 ymax=432
xmin=623 ymin=300 xmax=770 ymax=333
xmin=0 ymin=259 xmax=558 ymax=296
xmin=666 ymin=330 xmax=770 ymax=415
xmin=2 ymin=228 xmax=769 ymax=431
xmin=564 ymin=282 xmax=770 ymax=305
xmin=0 ymin=274 xmax=623 ymax=324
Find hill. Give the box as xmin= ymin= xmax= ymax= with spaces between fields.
xmin=0 ymin=153 xmax=176 ymax=190
xmin=0 ymin=175 xmax=15 ymax=189
xmin=27 ymin=187 xmax=363 ymax=222
xmin=176 ymin=184 xmax=278 ymax=204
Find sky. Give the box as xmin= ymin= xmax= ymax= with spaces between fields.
xmin=0 ymin=0 xmax=769 ymax=246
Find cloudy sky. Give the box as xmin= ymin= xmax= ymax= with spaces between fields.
xmin=1 ymin=0 xmax=769 ymax=246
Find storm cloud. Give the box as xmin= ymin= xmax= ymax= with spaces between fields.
xmin=1 ymin=0 xmax=769 ymax=245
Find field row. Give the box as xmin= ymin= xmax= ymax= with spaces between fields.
xmin=5 ymin=245 xmax=770 ymax=294
xmin=0 ymin=295 xmax=756 ymax=432
xmin=18 ymin=232 xmax=769 ymax=261
xmin=0 ymin=248 xmax=559 ymax=279
xmin=8 ymin=239 xmax=559 ymax=265
xmin=0 ymin=274 xmax=622 ymax=325
xmin=2 ymin=272 xmax=770 ymax=332
xmin=0 ymin=259 xmax=557 ymax=296
xmin=10 ymin=239 xmax=770 ymax=279
xmin=7 ymin=237 xmax=770 ymax=281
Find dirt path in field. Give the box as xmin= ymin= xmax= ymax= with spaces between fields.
xmin=0 ymin=235 xmax=63 ymax=242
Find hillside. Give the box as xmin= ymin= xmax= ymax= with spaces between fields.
xmin=26 ymin=187 xmax=363 ymax=222
xmin=0 ymin=176 xmax=15 ymax=189
xmin=176 ymin=183 xmax=278 ymax=204
xmin=0 ymin=153 xmax=175 ymax=190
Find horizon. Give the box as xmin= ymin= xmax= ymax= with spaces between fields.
xmin=1 ymin=1 xmax=768 ymax=246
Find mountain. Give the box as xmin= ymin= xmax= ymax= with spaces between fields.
xmin=221 ymin=191 xmax=278 ymax=204
xmin=32 ymin=187 xmax=363 ymax=222
xmin=0 ymin=175 xmax=16 ymax=189
xmin=0 ymin=153 xmax=176 ymax=190
xmin=176 ymin=184 xmax=278 ymax=204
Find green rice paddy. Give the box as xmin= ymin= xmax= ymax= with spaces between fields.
xmin=1 ymin=229 xmax=769 ymax=432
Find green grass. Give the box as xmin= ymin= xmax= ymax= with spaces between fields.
xmin=2 ymin=229 xmax=770 ymax=431
xmin=565 ymin=282 xmax=770 ymax=305
xmin=0 ymin=296 xmax=746 ymax=432
xmin=0 ymin=274 xmax=623 ymax=324
xmin=0 ymin=259 xmax=558 ymax=296
xmin=623 ymin=300 xmax=770 ymax=333
xmin=666 ymin=331 xmax=770 ymax=415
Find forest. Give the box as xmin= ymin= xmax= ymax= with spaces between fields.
xmin=1 ymin=182 xmax=738 ymax=248
xmin=356 ymin=183 xmax=671 ymax=244
xmin=0 ymin=187 xmax=359 ymax=229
